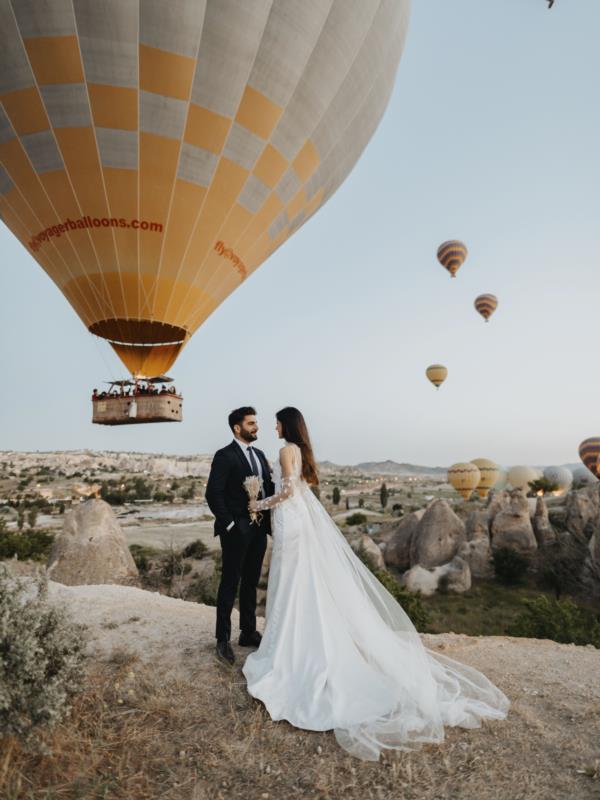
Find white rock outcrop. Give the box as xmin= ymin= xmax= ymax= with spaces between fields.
xmin=47 ymin=499 xmax=138 ymax=586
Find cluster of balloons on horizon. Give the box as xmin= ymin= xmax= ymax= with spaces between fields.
xmin=446 ymin=455 xmax=598 ymax=502
xmin=425 ymin=241 xmax=499 ymax=390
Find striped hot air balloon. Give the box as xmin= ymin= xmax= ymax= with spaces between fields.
xmin=0 ymin=0 xmax=410 ymax=378
xmin=437 ymin=240 xmax=468 ymax=278
xmin=426 ymin=364 xmax=447 ymax=389
xmin=470 ymin=458 xmax=500 ymax=498
xmin=474 ymin=293 xmax=498 ymax=322
xmin=448 ymin=462 xmax=481 ymax=500
xmin=578 ymin=438 xmax=600 ymax=479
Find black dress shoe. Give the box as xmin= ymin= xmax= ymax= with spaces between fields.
xmin=216 ymin=641 xmax=235 ymax=665
xmin=238 ymin=631 xmax=262 ymax=647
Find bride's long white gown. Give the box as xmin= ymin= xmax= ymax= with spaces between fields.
xmin=242 ymin=444 xmax=509 ymax=761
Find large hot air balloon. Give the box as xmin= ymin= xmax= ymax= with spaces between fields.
xmin=448 ymin=462 xmax=481 ymax=500
xmin=507 ymin=465 xmax=538 ymax=494
xmin=542 ymin=466 xmax=572 ymax=495
xmin=578 ymin=438 xmax=600 ymax=479
xmin=0 ymin=1 xmax=410 ymax=378
xmin=470 ymin=458 xmax=500 ymax=498
xmin=426 ymin=364 xmax=448 ymax=389
xmin=474 ymin=294 xmax=498 ymax=322
xmin=437 ymin=240 xmax=467 ymax=278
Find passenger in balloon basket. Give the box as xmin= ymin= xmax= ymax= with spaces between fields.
xmin=205 ymin=407 xmax=274 ymax=665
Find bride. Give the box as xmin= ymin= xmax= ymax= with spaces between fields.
xmin=243 ymin=407 xmax=509 ymax=761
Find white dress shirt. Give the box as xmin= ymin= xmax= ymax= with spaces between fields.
xmin=234 ymin=438 xmax=264 ymax=484
xmin=226 ymin=438 xmax=264 ymax=530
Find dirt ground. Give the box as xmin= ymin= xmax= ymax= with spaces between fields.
xmin=9 ymin=582 xmax=598 ymax=800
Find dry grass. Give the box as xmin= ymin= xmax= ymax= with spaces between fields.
xmin=2 ymin=639 xmax=599 ymax=800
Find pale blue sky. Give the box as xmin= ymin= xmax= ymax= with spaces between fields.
xmin=1 ymin=0 xmax=599 ymax=467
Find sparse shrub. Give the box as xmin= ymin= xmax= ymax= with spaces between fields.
xmin=0 ymin=568 xmax=86 ymax=740
xmin=508 ymin=595 xmax=600 ymax=648
xmin=332 ymin=486 xmax=341 ymax=506
xmin=358 ymin=498 xmax=364 ymax=508
xmin=537 ymin=537 xmax=588 ymax=599
xmin=189 ymin=553 xmax=221 ymax=606
xmin=181 ymin=539 xmax=208 ymax=559
xmin=0 ymin=529 xmax=54 ymax=561
xmin=492 ymin=547 xmax=530 ymax=585
xmin=27 ymin=508 xmax=38 ymax=529
xmin=345 ymin=512 xmax=367 ymax=526
xmin=128 ymin=544 xmax=160 ymax=574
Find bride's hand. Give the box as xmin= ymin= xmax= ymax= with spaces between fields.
xmin=249 ymin=499 xmax=258 ymax=512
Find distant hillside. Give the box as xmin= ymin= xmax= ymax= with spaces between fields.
xmin=355 ymin=460 xmax=447 ymax=476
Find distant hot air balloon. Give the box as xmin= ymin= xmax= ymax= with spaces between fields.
xmin=542 ymin=466 xmax=572 ymax=495
xmin=437 ymin=240 xmax=468 ymax=278
xmin=474 ymin=294 xmax=498 ymax=322
xmin=470 ymin=458 xmax=500 ymax=498
xmin=426 ymin=364 xmax=448 ymax=389
xmin=572 ymin=464 xmax=597 ymax=486
xmin=0 ymin=1 xmax=410 ymax=379
xmin=507 ymin=465 xmax=538 ymax=494
xmin=448 ymin=462 xmax=481 ymax=500
xmin=578 ymin=438 xmax=600 ymax=479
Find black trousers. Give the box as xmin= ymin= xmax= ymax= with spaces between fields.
xmin=215 ymin=520 xmax=268 ymax=642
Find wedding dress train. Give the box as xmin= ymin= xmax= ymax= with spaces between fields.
xmin=242 ymin=444 xmax=509 ymax=761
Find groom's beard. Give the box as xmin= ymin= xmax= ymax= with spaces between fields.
xmin=239 ymin=431 xmax=258 ymax=443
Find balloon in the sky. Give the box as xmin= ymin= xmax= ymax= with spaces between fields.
xmin=448 ymin=462 xmax=481 ymax=500
xmin=572 ymin=464 xmax=597 ymax=486
xmin=437 ymin=240 xmax=468 ymax=278
xmin=0 ymin=1 xmax=410 ymax=377
xmin=507 ymin=465 xmax=538 ymax=493
xmin=578 ymin=438 xmax=600 ymax=479
xmin=470 ymin=458 xmax=500 ymax=498
xmin=426 ymin=364 xmax=448 ymax=389
xmin=542 ymin=466 xmax=572 ymax=494
xmin=474 ymin=294 xmax=498 ymax=322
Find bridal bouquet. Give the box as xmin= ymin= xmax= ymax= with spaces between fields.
xmin=243 ymin=475 xmax=263 ymax=524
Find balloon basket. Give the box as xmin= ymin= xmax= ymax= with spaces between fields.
xmin=92 ymin=393 xmax=183 ymax=425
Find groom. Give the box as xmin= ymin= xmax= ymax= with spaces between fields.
xmin=205 ymin=407 xmax=274 ymax=665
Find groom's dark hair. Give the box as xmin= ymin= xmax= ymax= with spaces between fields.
xmin=228 ymin=406 xmax=256 ymax=432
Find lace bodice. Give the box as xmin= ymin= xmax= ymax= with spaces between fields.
xmin=254 ymin=442 xmax=303 ymax=511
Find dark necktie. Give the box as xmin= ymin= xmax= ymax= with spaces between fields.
xmin=247 ymin=446 xmax=259 ymax=477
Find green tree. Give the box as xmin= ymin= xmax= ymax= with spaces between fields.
xmin=332 ymin=486 xmax=341 ymax=506
xmin=528 ymin=478 xmax=558 ymax=496
xmin=345 ymin=496 xmax=350 ymax=510
xmin=380 ymin=482 xmax=389 ymax=509
xmin=358 ymin=497 xmax=364 ymax=508
xmin=27 ymin=507 xmax=38 ymax=529
xmin=17 ymin=508 xmax=25 ymax=531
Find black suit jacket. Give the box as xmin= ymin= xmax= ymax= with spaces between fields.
xmin=205 ymin=441 xmax=274 ymax=536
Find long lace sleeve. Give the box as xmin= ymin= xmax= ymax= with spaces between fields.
xmin=254 ymin=476 xmax=295 ymax=510
xmin=254 ymin=446 xmax=296 ymax=510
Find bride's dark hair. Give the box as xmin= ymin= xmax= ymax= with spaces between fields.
xmin=276 ymin=407 xmax=319 ymax=486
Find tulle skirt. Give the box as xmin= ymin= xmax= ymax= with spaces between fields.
xmin=242 ymin=485 xmax=509 ymax=761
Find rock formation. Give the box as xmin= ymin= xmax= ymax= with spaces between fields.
xmin=410 ymin=500 xmax=466 ymax=568
xmin=47 ymin=499 xmax=138 ymax=586
xmin=401 ymin=555 xmax=471 ymax=596
xmin=532 ymin=496 xmax=557 ymax=547
xmin=490 ymin=490 xmax=537 ymax=555
xmin=383 ymin=510 xmax=424 ymax=571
